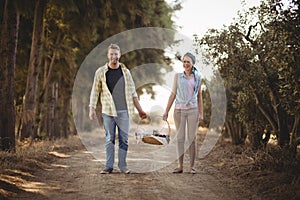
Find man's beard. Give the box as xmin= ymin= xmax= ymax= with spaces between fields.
xmin=111 ymin=58 xmax=119 ymax=64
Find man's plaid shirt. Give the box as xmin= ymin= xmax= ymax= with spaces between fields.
xmin=89 ymin=63 xmax=138 ymax=117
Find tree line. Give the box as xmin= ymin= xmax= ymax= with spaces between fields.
xmin=1 ymin=0 xmax=299 ymax=157
xmin=196 ymin=0 xmax=299 ymax=155
xmin=0 ymin=0 xmax=180 ymax=151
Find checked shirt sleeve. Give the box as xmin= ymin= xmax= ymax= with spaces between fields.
xmin=89 ymin=70 xmax=102 ymax=109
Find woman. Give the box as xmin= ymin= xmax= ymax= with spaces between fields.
xmin=163 ymin=52 xmax=203 ymax=174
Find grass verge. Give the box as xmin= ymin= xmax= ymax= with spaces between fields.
xmin=0 ymin=135 xmax=84 ymax=198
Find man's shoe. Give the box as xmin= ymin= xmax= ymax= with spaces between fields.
xmin=100 ymin=168 xmax=113 ymax=174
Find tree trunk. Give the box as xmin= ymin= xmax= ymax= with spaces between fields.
xmin=38 ymin=50 xmax=56 ymax=137
xmin=0 ymin=0 xmax=19 ymax=151
xmin=277 ymin=108 xmax=290 ymax=147
xmin=60 ymin=79 xmax=72 ymax=139
xmin=53 ymin=82 xmax=60 ymax=139
xmin=225 ymin=117 xmax=245 ymax=145
xmin=253 ymin=90 xmax=290 ymax=147
xmin=21 ymin=0 xmax=47 ymax=140
xmin=61 ymin=97 xmax=71 ymax=138
xmin=290 ymin=115 xmax=300 ymax=144
xmin=48 ymin=83 xmax=56 ymax=138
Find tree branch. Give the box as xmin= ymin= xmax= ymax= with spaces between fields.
xmin=253 ymin=91 xmax=277 ymax=131
xmin=244 ymin=22 xmax=264 ymax=47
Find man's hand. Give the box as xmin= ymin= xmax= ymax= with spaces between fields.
xmin=89 ymin=108 xmax=97 ymax=120
xmin=139 ymin=110 xmax=147 ymax=119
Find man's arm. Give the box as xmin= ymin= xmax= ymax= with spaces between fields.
xmin=89 ymin=70 xmax=101 ymax=120
xmin=133 ymin=97 xmax=147 ymax=119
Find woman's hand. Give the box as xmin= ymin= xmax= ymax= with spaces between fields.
xmin=198 ymin=114 xmax=203 ymax=123
xmin=162 ymin=112 xmax=168 ymax=121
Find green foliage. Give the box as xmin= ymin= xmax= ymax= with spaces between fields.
xmin=195 ymin=0 xmax=300 ymax=147
xmin=13 ymin=1 xmax=180 ymax=138
xmin=201 ymin=84 xmax=211 ymax=127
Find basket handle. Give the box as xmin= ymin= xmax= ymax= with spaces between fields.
xmin=135 ymin=115 xmax=170 ymax=136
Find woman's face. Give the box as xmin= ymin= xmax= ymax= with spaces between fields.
xmin=182 ymin=55 xmax=193 ymax=72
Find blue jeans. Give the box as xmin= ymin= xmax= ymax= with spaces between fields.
xmin=102 ymin=110 xmax=130 ymax=171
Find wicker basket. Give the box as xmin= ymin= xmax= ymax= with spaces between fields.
xmin=135 ymin=117 xmax=170 ymax=145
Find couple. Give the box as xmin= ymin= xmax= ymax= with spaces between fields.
xmin=89 ymin=44 xmax=203 ymax=174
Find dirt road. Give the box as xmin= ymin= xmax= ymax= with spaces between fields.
xmin=8 ymin=147 xmax=261 ymax=200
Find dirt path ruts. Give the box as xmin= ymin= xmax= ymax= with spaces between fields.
xmin=8 ymin=148 xmax=261 ymax=200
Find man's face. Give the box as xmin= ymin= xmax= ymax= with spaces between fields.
xmin=107 ymin=48 xmax=121 ymax=64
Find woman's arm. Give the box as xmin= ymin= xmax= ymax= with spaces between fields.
xmin=197 ymin=80 xmax=203 ymax=122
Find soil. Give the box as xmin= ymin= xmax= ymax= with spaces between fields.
xmin=1 ymin=128 xmax=299 ymax=200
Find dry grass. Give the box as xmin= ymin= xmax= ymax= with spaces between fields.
xmin=202 ymin=139 xmax=300 ymax=200
xmin=0 ymin=135 xmax=84 ymax=198
xmin=0 ymin=136 xmax=83 ymax=173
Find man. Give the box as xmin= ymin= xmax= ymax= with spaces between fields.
xmin=89 ymin=44 xmax=147 ymax=174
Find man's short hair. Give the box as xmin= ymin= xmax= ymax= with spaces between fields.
xmin=108 ymin=43 xmax=120 ymax=51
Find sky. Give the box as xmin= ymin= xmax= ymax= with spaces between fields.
xmin=170 ymin=0 xmax=262 ymax=38
xmin=139 ymin=0 xmax=263 ymax=114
